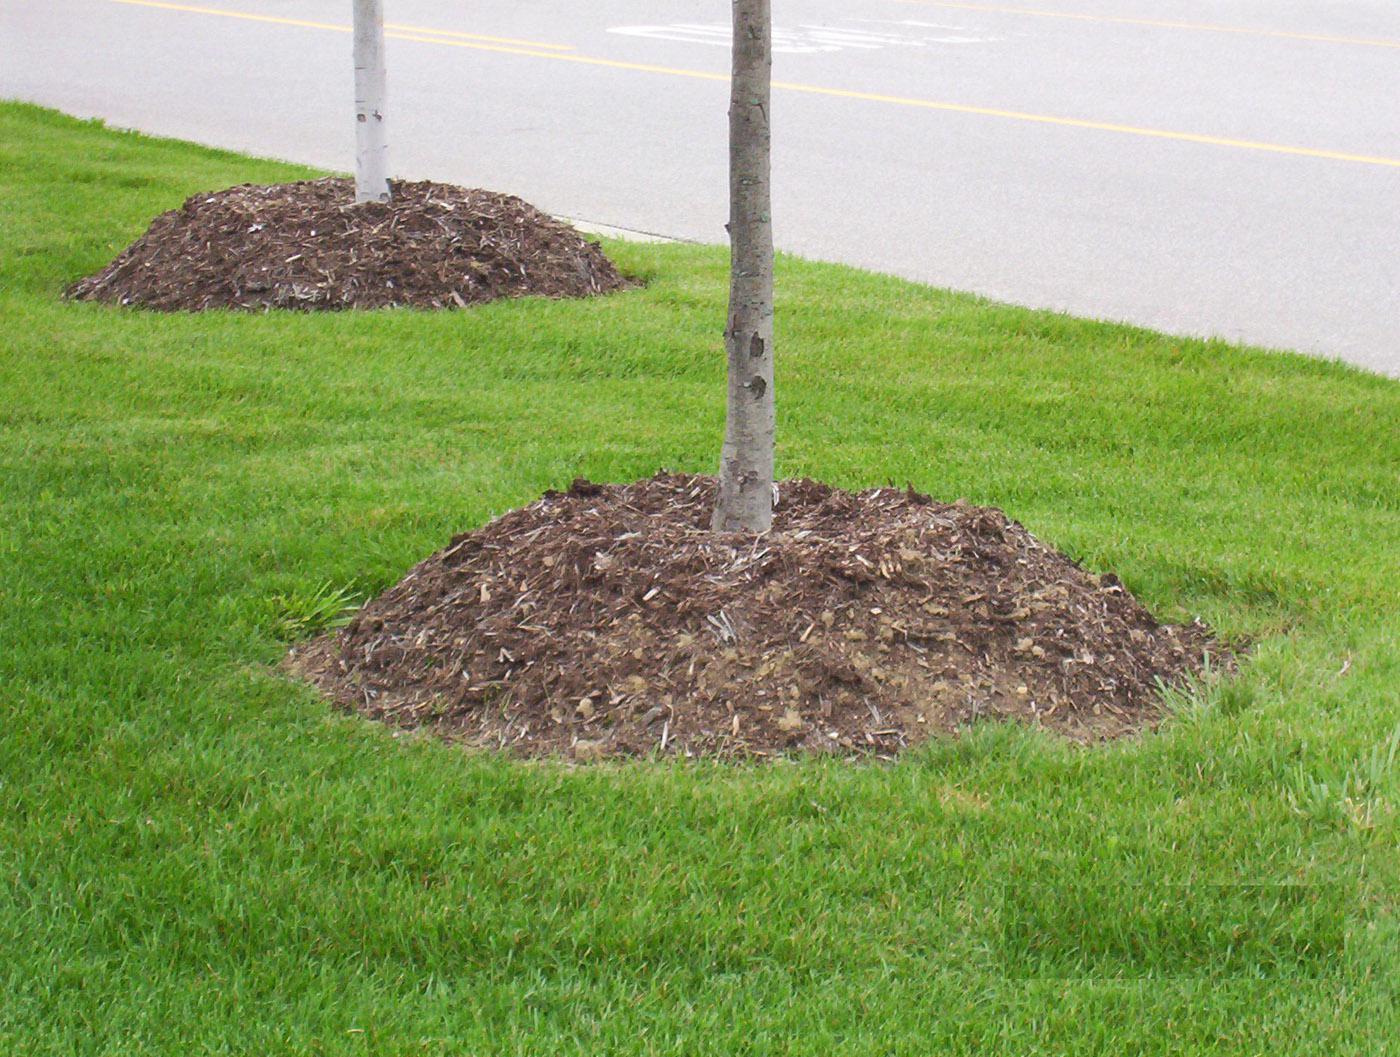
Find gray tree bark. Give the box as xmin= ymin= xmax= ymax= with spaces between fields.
xmin=712 ymin=0 xmax=775 ymax=533
xmin=352 ymin=0 xmax=390 ymax=204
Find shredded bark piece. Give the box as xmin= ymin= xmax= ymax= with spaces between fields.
xmin=67 ymin=178 xmax=630 ymax=311
xmin=289 ymin=474 xmax=1226 ymax=760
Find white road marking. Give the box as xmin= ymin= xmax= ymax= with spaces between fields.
xmin=608 ymin=24 xmax=839 ymax=54
xmin=848 ymin=17 xmax=999 ymax=42
xmin=607 ymin=22 xmax=998 ymax=54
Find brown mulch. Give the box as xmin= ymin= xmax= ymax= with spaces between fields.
xmin=289 ymin=474 xmax=1226 ymax=761
xmin=66 ymin=178 xmax=630 ymax=311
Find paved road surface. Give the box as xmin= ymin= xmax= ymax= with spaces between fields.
xmin=4 ymin=0 xmax=1398 ymax=375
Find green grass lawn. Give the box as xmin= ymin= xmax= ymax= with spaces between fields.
xmin=2 ymin=101 xmax=1398 ymax=1055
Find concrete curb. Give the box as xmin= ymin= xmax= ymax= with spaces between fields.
xmin=554 ymin=215 xmax=684 ymax=244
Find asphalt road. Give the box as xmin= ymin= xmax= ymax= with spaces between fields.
xmin=4 ymin=0 xmax=1398 ymax=375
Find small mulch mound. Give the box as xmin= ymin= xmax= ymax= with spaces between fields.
xmin=289 ymin=474 xmax=1225 ymax=761
xmin=66 ymin=178 xmax=629 ymax=311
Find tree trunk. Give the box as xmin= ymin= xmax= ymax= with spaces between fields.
xmin=712 ymin=0 xmax=775 ymax=533
xmin=352 ymin=0 xmax=390 ymax=204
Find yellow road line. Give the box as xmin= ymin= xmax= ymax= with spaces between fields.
xmin=890 ymin=0 xmax=1400 ymax=50
xmin=770 ymin=81 xmax=1400 ymax=168
xmin=106 ymin=0 xmax=575 ymax=51
xmin=106 ymin=0 xmax=1400 ymax=171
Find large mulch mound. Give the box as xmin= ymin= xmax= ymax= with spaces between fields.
xmin=66 ymin=178 xmax=629 ymax=311
xmin=289 ymin=474 xmax=1226 ymax=760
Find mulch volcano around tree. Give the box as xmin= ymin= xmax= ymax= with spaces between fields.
xmin=289 ymin=474 xmax=1225 ymax=760
xmin=67 ymin=178 xmax=629 ymax=311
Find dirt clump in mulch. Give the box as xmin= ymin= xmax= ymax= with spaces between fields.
xmin=67 ymin=178 xmax=630 ymax=311
xmin=289 ymin=474 xmax=1225 ymax=760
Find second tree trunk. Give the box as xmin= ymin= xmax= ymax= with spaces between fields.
xmin=352 ymin=0 xmax=390 ymax=204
